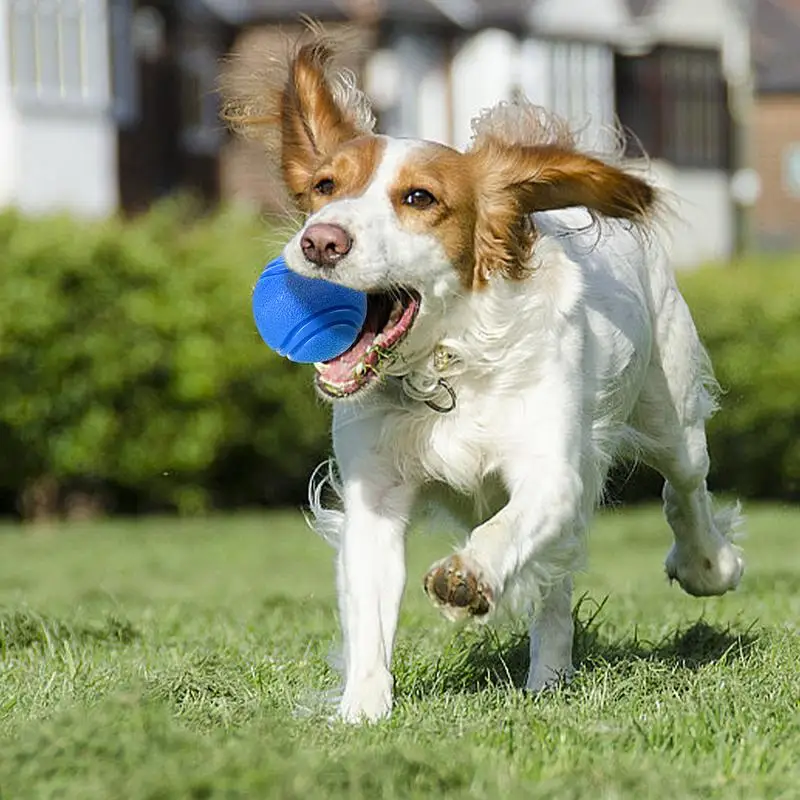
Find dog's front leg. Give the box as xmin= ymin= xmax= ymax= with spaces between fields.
xmin=424 ymin=463 xmax=583 ymax=687
xmin=333 ymin=410 xmax=415 ymax=723
xmin=424 ymin=376 xmax=588 ymax=684
xmin=423 ymin=466 xmax=584 ymax=617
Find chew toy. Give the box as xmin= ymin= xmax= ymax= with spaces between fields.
xmin=252 ymin=255 xmax=367 ymax=363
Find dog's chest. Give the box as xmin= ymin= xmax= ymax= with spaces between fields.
xmin=382 ymin=387 xmax=503 ymax=492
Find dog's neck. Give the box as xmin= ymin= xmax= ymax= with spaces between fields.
xmin=392 ymin=343 xmax=462 ymax=413
xmin=376 ymin=234 xmax=577 ymax=412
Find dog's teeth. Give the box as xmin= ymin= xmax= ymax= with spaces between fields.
xmin=354 ymin=361 xmax=366 ymax=376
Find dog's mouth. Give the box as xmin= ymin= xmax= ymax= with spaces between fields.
xmin=314 ymin=289 xmax=420 ymax=398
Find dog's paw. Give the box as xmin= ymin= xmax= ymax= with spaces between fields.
xmin=525 ymin=664 xmax=575 ymax=693
xmin=423 ymin=553 xmax=494 ymax=622
xmin=665 ymin=541 xmax=744 ymax=597
xmin=339 ymin=671 xmax=393 ymax=724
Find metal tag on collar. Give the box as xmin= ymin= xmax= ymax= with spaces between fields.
xmin=400 ymin=373 xmax=457 ymax=414
xmin=425 ymin=378 xmax=456 ymax=413
xmin=433 ymin=344 xmax=457 ymax=373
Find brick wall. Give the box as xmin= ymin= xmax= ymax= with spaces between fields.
xmin=753 ymin=95 xmax=800 ymax=249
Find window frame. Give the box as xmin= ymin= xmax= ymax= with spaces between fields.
xmin=178 ymin=40 xmax=224 ymax=156
xmin=8 ymin=0 xmax=111 ymax=113
xmin=615 ymin=45 xmax=731 ymax=171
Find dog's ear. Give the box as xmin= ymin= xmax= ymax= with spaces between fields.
xmin=489 ymin=142 xmax=655 ymax=219
xmin=468 ymin=137 xmax=656 ymax=286
xmin=279 ymin=42 xmax=366 ymax=203
xmin=221 ymin=31 xmax=374 ymax=210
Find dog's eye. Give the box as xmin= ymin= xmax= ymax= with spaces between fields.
xmin=403 ymin=188 xmax=437 ymax=209
xmin=314 ymin=178 xmax=335 ymax=196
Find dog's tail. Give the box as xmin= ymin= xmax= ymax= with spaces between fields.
xmin=304 ymin=460 xmax=345 ymax=548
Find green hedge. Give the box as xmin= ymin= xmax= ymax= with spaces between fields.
xmin=0 ymin=203 xmax=797 ymax=518
xmin=0 ymin=202 xmax=329 ymax=516
xmin=678 ymin=255 xmax=800 ymax=501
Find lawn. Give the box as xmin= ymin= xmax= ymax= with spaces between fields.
xmin=0 ymin=504 xmax=798 ymax=799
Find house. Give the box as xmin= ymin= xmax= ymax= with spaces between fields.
xmin=226 ymin=0 xmax=754 ymax=267
xmin=0 ymin=0 xmax=241 ymax=216
xmin=751 ymin=0 xmax=800 ymax=250
xmin=0 ymin=0 xmax=120 ymax=216
xmin=0 ymin=0 xmax=754 ymax=267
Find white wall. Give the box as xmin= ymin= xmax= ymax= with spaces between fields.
xmin=0 ymin=7 xmax=18 ymax=208
xmin=0 ymin=0 xmax=118 ymax=217
xmin=417 ymin=63 xmax=450 ymax=145
xmin=451 ymin=29 xmax=520 ymax=151
xmin=647 ymin=0 xmax=734 ymax=47
xmin=648 ymin=161 xmax=734 ymax=267
xmin=528 ymin=0 xmax=633 ymax=44
xmin=371 ymin=33 xmax=451 ymax=145
xmin=519 ymin=38 xmax=616 ymax=152
xmin=14 ymin=112 xmax=118 ymax=217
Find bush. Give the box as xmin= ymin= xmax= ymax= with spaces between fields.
xmin=0 ymin=202 xmax=330 ymax=517
xmin=678 ymin=255 xmax=800 ymax=501
xmin=0 ymin=204 xmax=796 ymax=518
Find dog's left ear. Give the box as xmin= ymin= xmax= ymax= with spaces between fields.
xmin=468 ymin=138 xmax=656 ymax=286
xmin=493 ymin=142 xmax=655 ymax=219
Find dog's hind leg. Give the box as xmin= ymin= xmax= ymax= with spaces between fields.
xmin=649 ymin=428 xmax=743 ymax=596
xmin=526 ymin=576 xmax=575 ymax=691
xmin=633 ymin=291 xmax=744 ymax=597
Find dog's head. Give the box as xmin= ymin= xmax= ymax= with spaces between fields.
xmin=225 ymin=34 xmax=656 ymax=401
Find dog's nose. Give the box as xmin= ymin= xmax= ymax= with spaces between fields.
xmin=300 ymin=223 xmax=353 ymax=268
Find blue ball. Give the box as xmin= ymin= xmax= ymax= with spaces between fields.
xmin=252 ymin=255 xmax=368 ymax=363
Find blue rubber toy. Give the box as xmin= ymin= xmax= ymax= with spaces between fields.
xmin=252 ymin=254 xmax=368 ymax=363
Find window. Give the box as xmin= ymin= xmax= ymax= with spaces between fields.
xmin=8 ymin=0 xmax=110 ymax=109
xmin=179 ymin=41 xmax=224 ymax=155
xmin=615 ymin=46 xmax=731 ymax=169
xmin=108 ymin=0 xmax=137 ymax=125
xmin=519 ymin=38 xmax=616 ymax=152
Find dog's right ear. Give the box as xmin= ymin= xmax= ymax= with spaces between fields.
xmin=280 ymin=42 xmax=365 ymax=203
xmin=222 ymin=34 xmax=374 ymax=210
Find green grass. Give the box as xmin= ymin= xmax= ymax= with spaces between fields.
xmin=1 ymin=505 xmax=798 ymax=799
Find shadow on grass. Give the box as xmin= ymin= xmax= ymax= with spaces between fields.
xmin=396 ymin=595 xmax=759 ymax=698
xmin=571 ymin=595 xmax=759 ymax=669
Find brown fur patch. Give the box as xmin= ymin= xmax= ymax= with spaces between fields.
xmin=279 ymin=42 xmax=364 ymax=203
xmin=306 ymin=136 xmax=386 ymax=212
xmin=510 ymin=145 xmax=655 ymax=219
xmin=220 ymin=26 xmax=375 ymax=211
xmin=389 ymin=143 xmax=478 ymax=286
xmin=467 ymin=138 xmax=656 ymax=286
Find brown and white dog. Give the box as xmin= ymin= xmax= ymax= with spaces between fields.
xmin=225 ymin=32 xmax=744 ymax=722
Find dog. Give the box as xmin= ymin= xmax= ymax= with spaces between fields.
xmin=224 ymin=32 xmax=744 ymax=723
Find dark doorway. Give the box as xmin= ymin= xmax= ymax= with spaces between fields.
xmin=114 ymin=1 xmax=234 ymax=214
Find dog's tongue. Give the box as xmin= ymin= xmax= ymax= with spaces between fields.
xmin=320 ymin=331 xmax=373 ymax=382
xmin=318 ymin=297 xmax=390 ymax=382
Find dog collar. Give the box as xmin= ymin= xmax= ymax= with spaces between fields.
xmin=395 ymin=344 xmax=459 ymax=413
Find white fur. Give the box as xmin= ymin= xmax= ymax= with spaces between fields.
xmin=290 ymin=133 xmax=744 ymax=724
